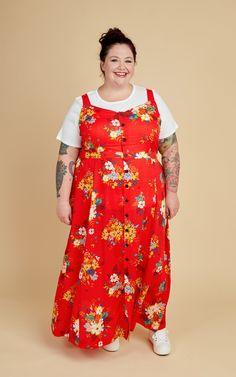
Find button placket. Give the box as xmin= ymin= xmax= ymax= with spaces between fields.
xmin=120 ymin=117 xmax=130 ymax=275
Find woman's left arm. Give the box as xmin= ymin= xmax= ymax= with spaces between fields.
xmin=158 ymin=133 xmax=180 ymax=219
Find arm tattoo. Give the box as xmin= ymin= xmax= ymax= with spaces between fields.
xmin=56 ymin=160 xmax=67 ymax=198
xmin=158 ymin=133 xmax=177 ymax=155
xmin=56 ymin=142 xmax=76 ymax=197
xmin=68 ymin=160 xmax=75 ymax=177
xmin=59 ymin=142 xmax=70 ymax=155
xmin=158 ymin=133 xmax=180 ymax=192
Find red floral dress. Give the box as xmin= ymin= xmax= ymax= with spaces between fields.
xmin=51 ymin=88 xmax=171 ymax=349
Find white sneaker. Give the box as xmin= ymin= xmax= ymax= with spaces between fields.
xmin=102 ymin=337 xmax=120 ymax=352
xmin=148 ymin=328 xmax=171 ymax=355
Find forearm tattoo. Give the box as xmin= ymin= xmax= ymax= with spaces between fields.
xmin=158 ymin=133 xmax=180 ymax=192
xmin=56 ymin=142 xmax=76 ymax=198
xmin=56 ymin=160 xmax=67 ymax=198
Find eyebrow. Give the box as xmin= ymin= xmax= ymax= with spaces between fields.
xmin=109 ymin=55 xmax=133 ymax=59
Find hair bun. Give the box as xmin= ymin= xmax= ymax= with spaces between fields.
xmin=99 ymin=27 xmax=126 ymax=45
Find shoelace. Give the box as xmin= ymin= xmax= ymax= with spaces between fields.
xmin=152 ymin=330 xmax=169 ymax=343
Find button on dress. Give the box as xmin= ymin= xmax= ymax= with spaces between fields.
xmin=51 ymin=88 xmax=171 ymax=349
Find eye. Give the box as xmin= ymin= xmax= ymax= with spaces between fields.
xmin=110 ymin=59 xmax=133 ymax=63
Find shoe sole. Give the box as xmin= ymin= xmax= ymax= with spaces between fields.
xmin=102 ymin=347 xmax=120 ymax=352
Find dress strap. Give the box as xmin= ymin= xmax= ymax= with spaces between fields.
xmin=146 ymin=88 xmax=155 ymax=104
xmin=81 ymin=93 xmax=91 ymax=107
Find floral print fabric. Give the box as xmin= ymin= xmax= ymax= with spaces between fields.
xmin=51 ymin=88 xmax=171 ymax=349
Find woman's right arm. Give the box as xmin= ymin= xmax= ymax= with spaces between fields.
xmin=56 ymin=142 xmax=80 ymax=224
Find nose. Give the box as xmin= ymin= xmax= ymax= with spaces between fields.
xmin=117 ymin=62 xmax=127 ymax=70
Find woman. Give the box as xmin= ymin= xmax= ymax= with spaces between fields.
xmin=51 ymin=27 xmax=180 ymax=355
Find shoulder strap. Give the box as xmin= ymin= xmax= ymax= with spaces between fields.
xmin=146 ymin=88 xmax=155 ymax=103
xmin=81 ymin=93 xmax=91 ymax=107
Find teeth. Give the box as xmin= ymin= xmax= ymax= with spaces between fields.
xmin=115 ymin=73 xmax=127 ymax=76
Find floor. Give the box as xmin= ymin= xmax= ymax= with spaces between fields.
xmin=1 ymin=296 xmax=235 ymax=377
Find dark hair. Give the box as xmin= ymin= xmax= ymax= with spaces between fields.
xmin=98 ymin=27 xmax=137 ymax=76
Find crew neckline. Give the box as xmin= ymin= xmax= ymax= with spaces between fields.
xmin=95 ymin=83 xmax=135 ymax=103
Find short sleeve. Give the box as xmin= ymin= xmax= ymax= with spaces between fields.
xmin=55 ymin=96 xmax=82 ymax=147
xmin=153 ymin=90 xmax=179 ymax=139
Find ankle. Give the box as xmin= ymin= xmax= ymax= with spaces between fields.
xmin=150 ymin=327 xmax=166 ymax=333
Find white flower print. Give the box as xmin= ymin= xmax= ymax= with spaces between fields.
xmin=79 ymin=227 xmax=87 ymax=235
xmin=89 ymin=204 xmax=97 ymax=221
xmin=90 ymin=319 xmax=104 ymax=335
xmin=140 ymin=113 xmax=151 ymax=122
xmin=138 ymin=200 xmax=145 ymax=208
xmin=160 ymin=199 xmax=166 ymax=218
xmin=111 ymin=119 xmax=120 ymax=127
xmin=105 ymin=161 xmax=114 ymax=170
xmin=110 ymin=273 xmax=119 ymax=282
xmin=123 ymin=161 xmax=129 ymax=170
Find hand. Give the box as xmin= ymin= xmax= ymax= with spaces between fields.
xmin=56 ymin=199 xmax=71 ymax=225
xmin=165 ymin=191 xmax=180 ymax=219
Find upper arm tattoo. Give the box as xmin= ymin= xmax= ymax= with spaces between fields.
xmin=59 ymin=142 xmax=76 ymax=176
xmin=158 ymin=133 xmax=177 ymax=154
xmin=59 ymin=142 xmax=70 ymax=155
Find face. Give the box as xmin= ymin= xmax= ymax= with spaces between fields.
xmin=100 ymin=43 xmax=136 ymax=86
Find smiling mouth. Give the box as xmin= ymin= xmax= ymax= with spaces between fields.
xmin=114 ymin=72 xmax=128 ymax=77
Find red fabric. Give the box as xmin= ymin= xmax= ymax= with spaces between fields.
xmin=51 ymin=88 xmax=171 ymax=349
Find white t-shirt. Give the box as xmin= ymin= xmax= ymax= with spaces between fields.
xmin=56 ymin=84 xmax=179 ymax=148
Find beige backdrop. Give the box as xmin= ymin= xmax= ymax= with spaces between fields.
xmin=1 ymin=0 xmax=235 ymax=376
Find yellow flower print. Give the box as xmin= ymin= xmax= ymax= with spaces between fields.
xmin=149 ymin=234 xmax=159 ymax=257
xmin=78 ymin=170 xmax=94 ymax=198
xmin=130 ymin=102 xmax=156 ymax=122
xmin=51 ymin=302 xmax=59 ymax=323
xmin=78 ymin=251 xmax=101 ymax=286
xmin=124 ymin=221 xmax=138 ymax=243
xmin=114 ymin=326 xmax=126 ymax=339
xmin=63 ymin=286 xmax=76 ymax=303
xmin=101 ymin=217 xmax=123 ymax=245
xmin=79 ymin=106 xmax=96 ymax=124
xmin=164 ymin=264 xmax=171 ymax=275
